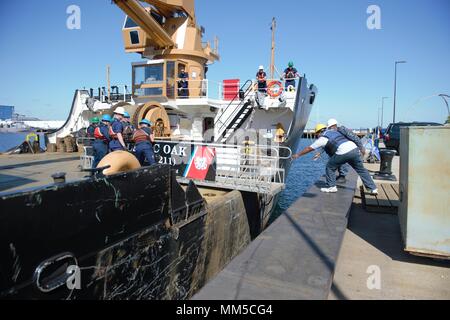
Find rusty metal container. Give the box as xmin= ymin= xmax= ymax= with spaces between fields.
xmin=399 ymin=125 xmax=450 ymax=259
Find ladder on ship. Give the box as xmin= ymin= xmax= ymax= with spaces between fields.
xmin=215 ymin=80 xmax=254 ymax=144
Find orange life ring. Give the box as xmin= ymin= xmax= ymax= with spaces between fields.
xmin=267 ymin=81 xmax=283 ymax=98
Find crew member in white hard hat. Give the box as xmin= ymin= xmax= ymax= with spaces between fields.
xmin=108 ymin=106 xmax=127 ymax=151
xmin=293 ymin=119 xmax=378 ymax=194
xmin=256 ymin=65 xmax=267 ymax=93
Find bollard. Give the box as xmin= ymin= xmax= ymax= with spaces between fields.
xmin=51 ymin=172 xmax=66 ymax=184
xmin=374 ymin=149 xmax=396 ymax=181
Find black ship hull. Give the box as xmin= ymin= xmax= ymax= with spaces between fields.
xmin=0 ymin=165 xmax=254 ymax=299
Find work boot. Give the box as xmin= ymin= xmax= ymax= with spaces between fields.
xmin=320 ymin=186 xmax=338 ymax=193
xmin=336 ymin=175 xmax=346 ymax=183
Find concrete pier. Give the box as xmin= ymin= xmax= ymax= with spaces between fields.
xmin=193 ymin=172 xmax=358 ymax=300
xmin=329 ymin=156 xmax=450 ymax=300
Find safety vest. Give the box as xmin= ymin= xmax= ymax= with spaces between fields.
xmin=109 ymin=119 xmax=122 ymax=139
xmin=257 ymin=72 xmax=266 ymax=82
xmin=132 ymin=128 xmax=152 ymax=144
xmin=285 ymin=68 xmax=297 ymax=80
xmin=86 ymin=125 xmax=96 ymax=138
xmin=323 ymin=130 xmax=349 ymax=156
xmin=94 ymin=124 xmax=109 ymax=143
xmin=122 ymin=122 xmax=135 ymax=143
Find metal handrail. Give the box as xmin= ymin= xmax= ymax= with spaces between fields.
xmin=155 ymin=140 xmax=292 ymax=159
xmin=156 ymin=140 xmax=290 ymax=192
xmin=159 ymin=140 xmax=292 ymax=192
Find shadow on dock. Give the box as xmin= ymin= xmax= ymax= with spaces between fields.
xmin=347 ymin=202 xmax=450 ymax=268
xmin=0 ymin=174 xmax=37 ymax=192
xmin=0 ymin=156 xmax=79 ymax=171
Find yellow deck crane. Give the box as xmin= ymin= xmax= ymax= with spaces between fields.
xmin=110 ymin=0 xmax=220 ymax=136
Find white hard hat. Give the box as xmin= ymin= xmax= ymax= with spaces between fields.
xmin=259 ymin=65 xmax=264 ymax=70
xmin=114 ymin=106 xmax=126 ymax=115
xmin=327 ymin=119 xmax=338 ymax=128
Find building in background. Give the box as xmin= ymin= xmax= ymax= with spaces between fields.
xmin=0 ymin=105 xmax=15 ymax=120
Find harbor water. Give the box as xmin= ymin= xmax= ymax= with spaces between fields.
xmin=272 ymin=139 xmax=326 ymax=220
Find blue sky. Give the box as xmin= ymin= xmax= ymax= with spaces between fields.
xmin=0 ymin=0 xmax=449 ymax=128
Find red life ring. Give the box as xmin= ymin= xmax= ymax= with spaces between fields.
xmin=267 ymin=81 xmax=283 ymax=98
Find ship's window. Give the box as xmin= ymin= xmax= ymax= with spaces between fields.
xmin=134 ymin=64 xmax=164 ymax=85
xmin=135 ymin=87 xmax=163 ymax=97
xmin=166 ymin=61 xmax=176 ymax=98
xmin=124 ymin=17 xmax=138 ymax=28
xmin=151 ymin=11 xmax=164 ymax=25
xmin=130 ymin=31 xmax=140 ymax=45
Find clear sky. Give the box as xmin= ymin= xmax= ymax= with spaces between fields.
xmin=0 ymin=0 xmax=449 ymax=128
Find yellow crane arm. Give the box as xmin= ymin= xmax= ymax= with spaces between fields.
xmin=141 ymin=0 xmax=195 ymax=19
xmin=113 ymin=0 xmax=175 ymax=48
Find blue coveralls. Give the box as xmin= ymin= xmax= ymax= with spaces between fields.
xmin=135 ymin=127 xmax=156 ymax=166
xmin=256 ymin=71 xmax=267 ymax=93
xmin=284 ymin=67 xmax=298 ymax=89
xmin=93 ymin=124 xmax=110 ymax=168
xmin=86 ymin=124 xmax=96 ymax=138
xmin=109 ymin=119 xmax=125 ymax=152
xmin=178 ymin=71 xmax=189 ymax=98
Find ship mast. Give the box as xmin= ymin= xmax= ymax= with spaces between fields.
xmin=106 ymin=65 xmax=111 ymax=102
xmin=270 ymin=17 xmax=276 ymax=79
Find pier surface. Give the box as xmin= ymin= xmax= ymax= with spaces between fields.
xmin=193 ymin=171 xmax=358 ymax=300
xmin=0 ymin=152 xmax=85 ymax=192
xmin=329 ymin=157 xmax=450 ymax=300
xmin=194 ymin=155 xmax=450 ymax=300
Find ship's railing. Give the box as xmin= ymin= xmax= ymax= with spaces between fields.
xmin=172 ymin=77 xmax=302 ymax=101
xmin=157 ymin=140 xmax=292 ymax=194
xmin=84 ymin=85 xmax=133 ymax=103
xmin=215 ymin=144 xmax=290 ymax=193
xmin=85 ymin=78 xmax=302 ymax=103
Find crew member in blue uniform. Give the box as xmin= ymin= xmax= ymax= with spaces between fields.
xmin=256 ymin=65 xmax=267 ymax=93
xmin=86 ymin=117 xmax=99 ymax=138
xmin=282 ymin=61 xmax=300 ymax=90
xmin=132 ymin=119 xmax=155 ymax=166
xmin=108 ymin=107 xmax=127 ymax=151
xmin=292 ymin=119 xmax=378 ymax=194
xmin=178 ymin=67 xmax=189 ymax=98
xmin=92 ymin=114 xmax=112 ymax=167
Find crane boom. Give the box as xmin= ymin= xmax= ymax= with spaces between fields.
xmin=140 ymin=0 xmax=195 ymax=19
xmin=114 ymin=0 xmax=175 ymax=48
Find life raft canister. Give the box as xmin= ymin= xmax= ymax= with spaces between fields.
xmin=267 ymin=81 xmax=283 ymax=98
